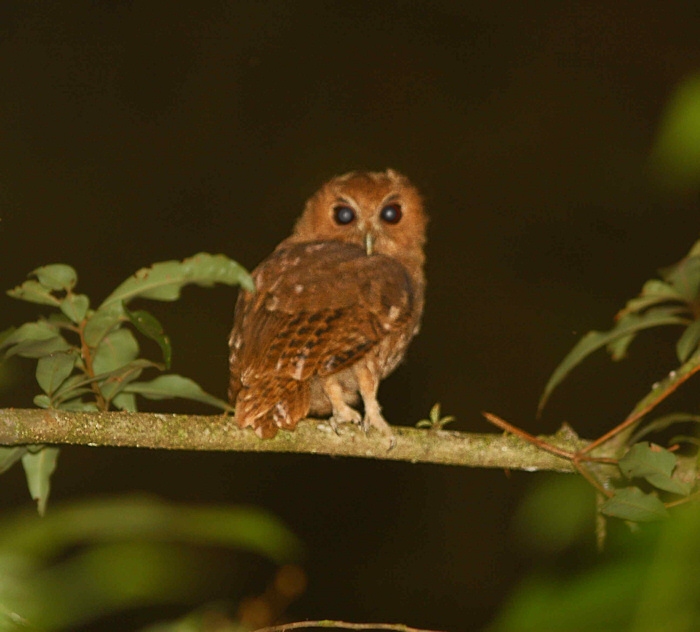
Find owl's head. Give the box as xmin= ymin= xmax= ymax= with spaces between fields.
xmin=291 ymin=170 xmax=427 ymax=264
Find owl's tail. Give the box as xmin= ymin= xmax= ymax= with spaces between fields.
xmin=233 ymin=376 xmax=311 ymax=439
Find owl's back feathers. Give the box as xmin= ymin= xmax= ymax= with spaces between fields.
xmin=229 ymin=241 xmax=415 ymax=437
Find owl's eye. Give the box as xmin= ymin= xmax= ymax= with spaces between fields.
xmin=380 ymin=203 xmax=402 ymax=224
xmin=333 ymin=205 xmax=355 ymax=225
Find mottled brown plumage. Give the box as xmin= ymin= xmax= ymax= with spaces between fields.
xmin=228 ymin=169 xmax=427 ymax=441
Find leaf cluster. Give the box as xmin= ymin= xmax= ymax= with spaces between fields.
xmin=539 ymin=239 xmax=700 ymax=523
xmin=0 ymin=253 xmax=253 ymax=514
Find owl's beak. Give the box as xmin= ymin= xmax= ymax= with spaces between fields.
xmin=364 ymin=231 xmax=375 ymax=255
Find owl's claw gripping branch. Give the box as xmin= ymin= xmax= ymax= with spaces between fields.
xmin=228 ymin=170 xmax=426 ymax=443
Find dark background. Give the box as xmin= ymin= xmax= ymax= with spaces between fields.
xmin=1 ymin=2 xmax=698 ymax=630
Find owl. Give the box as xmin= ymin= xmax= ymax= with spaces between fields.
xmin=228 ymin=169 xmax=427 ymax=443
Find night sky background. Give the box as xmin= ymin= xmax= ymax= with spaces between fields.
xmin=1 ymin=2 xmax=699 ymax=631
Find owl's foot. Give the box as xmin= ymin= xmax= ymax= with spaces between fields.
xmin=362 ymin=409 xmax=396 ymax=450
xmin=328 ymin=405 xmax=363 ymax=434
xmin=322 ymin=376 xmax=362 ymax=434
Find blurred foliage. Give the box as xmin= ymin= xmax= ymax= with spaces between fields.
xmin=0 ymin=254 xmax=253 ymax=514
xmin=0 ymin=494 xmax=301 ymax=631
xmin=651 ymin=73 xmax=700 ymax=193
xmin=489 ymin=475 xmax=700 ymax=632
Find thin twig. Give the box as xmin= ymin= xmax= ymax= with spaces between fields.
xmin=481 ymin=412 xmax=575 ymax=460
xmin=77 ymin=319 xmax=107 ymax=411
xmin=252 ymin=620 xmax=445 ymax=632
xmin=580 ymin=357 xmax=700 ymax=455
xmin=573 ymin=458 xmax=613 ymax=498
xmin=481 ymin=412 xmax=617 ymax=465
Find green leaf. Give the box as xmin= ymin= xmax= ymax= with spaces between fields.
xmin=663 ymin=255 xmax=700 ymax=302
xmin=615 ymin=279 xmax=685 ymax=319
xmin=60 ymin=293 xmax=90 ymax=323
xmin=33 ymin=394 xmax=51 ymax=408
xmin=6 ymin=336 xmax=73 ymax=359
xmin=100 ymin=252 xmax=254 ymax=309
xmin=53 ymin=359 xmax=159 ymax=402
xmin=48 ymin=312 xmax=74 ymax=327
xmin=58 ymin=399 xmax=99 ymax=412
xmin=1 ymin=320 xmax=57 ymax=348
xmin=36 ymin=352 xmax=76 ymax=396
xmin=668 ymin=434 xmax=700 ymax=447
xmin=125 ymin=306 xmax=172 ymax=369
xmin=600 ymin=487 xmax=669 ymax=522
xmin=22 ymin=447 xmax=60 ymax=516
xmin=538 ymin=308 xmax=691 ymax=415
xmin=630 ymin=412 xmax=700 ymax=443
xmin=123 ymin=374 xmax=232 ymax=411
xmin=416 ymin=402 xmax=456 ymax=430
xmin=92 ymin=328 xmax=139 ymax=375
xmin=112 ymin=392 xmax=137 ymax=412
xmin=0 ymin=326 xmax=15 ymax=347
xmin=1 ymin=321 xmax=72 ymax=359
xmin=0 ymin=447 xmax=28 ymax=475
xmin=83 ymin=304 xmax=125 ymax=348
xmin=32 ymin=264 xmax=77 ymax=291
xmin=97 ymin=359 xmax=152 ymax=401
xmin=676 ymin=319 xmax=700 ymax=363
xmin=7 ymin=279 xmax=61 ymax=306
xmin=619 ymin=442 xmax=690 ymax=495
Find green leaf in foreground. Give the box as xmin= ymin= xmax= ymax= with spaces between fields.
xmin=618 ymin=442 xmax=690 ymax=495
xmin=83 ymin=304 xmax=125 ymax=348
xmin=36 ymin=352 xmax=76 ymax=396
xmin=32 ymin=264 xmax=77 ymax=291
xmin=125 ymin=306 xmax=172 ymax=369
xmin=6 ymin=279 xmax=61 ymax=306
xmin=100 ymin=252 xmax=254 ymax=309
xmin=600 ymin=487 xmax=669 ymax=522
xmin=22 ymin=447 xmax=60 ymax=516
xmin=0 ymin=447 xmax=28 ymax=475
xmin=676 ymin=319 xmax=700 ymax=363
xmin=123 ymin=374 xmax=232 ymax=411
xmin=60 ymin=293 xmax=90 ymax=323
xmin=1 ymin=321 xmax=72 ymax=359
xmin=91 ymin=327 xmax=139 ymax=375
xmin=538 ymin=308 xmax=691 ymax=415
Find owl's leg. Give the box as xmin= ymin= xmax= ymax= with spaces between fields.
xmin=355 ymin=363 xmax=395 ymax=449
xmin=321 ymin=376 xmax=362 ymax=433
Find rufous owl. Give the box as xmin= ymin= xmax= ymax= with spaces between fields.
xmin=228 ymin=169 xmax=427 ymax=443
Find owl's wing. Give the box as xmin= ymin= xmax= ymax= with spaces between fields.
xmin=229 ymin=241 xmax=414 ymax=392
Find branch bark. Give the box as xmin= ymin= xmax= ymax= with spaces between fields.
xmin=0 ymin=408 xmax=590 ymax=472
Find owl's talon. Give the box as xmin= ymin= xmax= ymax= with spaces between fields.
xmin=328 ymin=416 xmax=342 ymax=435
xmin=362 ymin=411 xmax=395 ymax=450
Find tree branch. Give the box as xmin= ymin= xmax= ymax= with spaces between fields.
xmin=0 ymin=408 xmax=592 ymax=471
